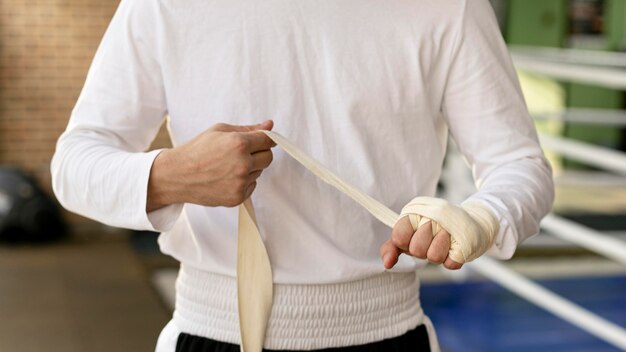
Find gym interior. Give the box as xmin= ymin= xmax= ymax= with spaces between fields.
xmin=0 ymin=1 xmax=625 ymax=351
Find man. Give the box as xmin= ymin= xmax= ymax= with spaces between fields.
xmin=51 ymin=0 xmax=554 ymax=351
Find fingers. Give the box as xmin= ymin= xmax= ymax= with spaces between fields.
xmin=248 ymin=170 xmax=262 ymax=182
xmin=408 ymin=221 xmax=433 ymax=259
xmin=211 ymin=121 xmax=275 ymax=153
xmin=388 ymin=215 xmax=460 ymax=269
xmin=405 ymin=223 xmax=450 ymax=264
xmin=244 ymin=131 xmax=276 ymax=153
xmin=380 ymin=230 xmax=455 ymax=270
xmin=444 ymin=257 xmax=463 ymax=270
xmin=392 ymin=217 xmax=438 ymax=261
xmin=213 ymin=120 xmax=274 ymax=133
xmin=379 ymin=239 xmax=401 ymax=269
xmin=427 ymin=229 xmax=450 ymax=264
xmin=250 ymin=150 xmax=273 ymax=171
xmin=251 ymin=120 xmax=274 ymax=132
xmin=391 ymin=216 xmax=415 ymax=252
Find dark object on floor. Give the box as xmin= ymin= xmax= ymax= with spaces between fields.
xmin=0 ymin=166 xmax=66 ymax=243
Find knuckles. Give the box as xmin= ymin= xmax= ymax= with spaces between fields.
xmin=427 ymin=250 xmax=446 ymax=264
xmin=391 ymin=238 xmax=408 ymax=252
xmin=212 ymin=122 xmax=228 ymax=131
xmin=229 ymin=134 xmax=250 ymax=153
xmin=234 ymin=158 xmax=253 ymax=177
xmin=409 ymin=245 xmax=427 ymax=259
xmin=390 ymin=230 xmax=409 ymax=249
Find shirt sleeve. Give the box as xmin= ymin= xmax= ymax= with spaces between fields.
xmin=51 ymin=0 xmax=183 ymax=232
xmin=441 ymin=0 xmax=554 ymax=259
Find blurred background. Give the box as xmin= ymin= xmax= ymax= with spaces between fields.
xmin=0 ymin=0 xmax=625 ymax=351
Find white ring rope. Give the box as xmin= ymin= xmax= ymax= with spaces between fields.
xmin=539 ymin=133 xmax=626 ymax=176
xmin=442 ymin=127 xmax=626 ymax=349
xmin=533 ymin=108 xmax=626 ymax=126
xmin=542 ymin=214 xmax=626 ymax=266
xmin=427 ymin=49 xmax=626 ymax=346
xmin=510 ymin=46 xmax=626 ymax=68
xmin=512 ymin=54 xmax=626 ymax=90
xmin=469 ymin=257 xmax=626 ymax=351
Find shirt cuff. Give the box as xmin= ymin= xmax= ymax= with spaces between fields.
xmin=147 ymin=203 xmax=184 ymax=232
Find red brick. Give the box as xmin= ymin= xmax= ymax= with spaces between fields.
xmin=0 ymin=0 xmax=171 ymax=226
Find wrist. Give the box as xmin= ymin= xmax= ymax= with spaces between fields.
xmin=147 ymin=148 xmax=186 ymax=212
xmin=460 ymin=201 xmax=499 ymax=245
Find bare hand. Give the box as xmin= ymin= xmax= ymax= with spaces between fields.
xmin=147 ymin=120 xmax=276 ymax=211
xmin=379 ymin=216 xmax=463 ymax=270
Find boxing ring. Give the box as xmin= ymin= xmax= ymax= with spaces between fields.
xmin=444 ymin=47 xmax=626 ymax=351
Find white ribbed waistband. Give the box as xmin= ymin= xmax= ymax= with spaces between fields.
xmin=173 ymin=265 xmax=425 ymax=350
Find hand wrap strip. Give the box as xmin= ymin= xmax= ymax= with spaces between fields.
xmin=236 ymin=131 xmax=499 ymax=352
xmin=237 ymin=199 xmax=273 ymax=352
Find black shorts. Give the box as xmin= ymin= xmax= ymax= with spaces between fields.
xmin=175 ymin=324 xmax=431 ymax=352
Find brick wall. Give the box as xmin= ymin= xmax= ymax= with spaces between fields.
xmin=0 ymin=0 xmax=171 ymax=227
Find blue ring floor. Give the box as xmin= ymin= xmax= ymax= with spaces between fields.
xmin=420 ymin=274 xmax=626 ymax=352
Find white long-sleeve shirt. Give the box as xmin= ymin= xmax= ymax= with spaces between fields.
xmin=52 ymin=0 xmax=554 ymax=285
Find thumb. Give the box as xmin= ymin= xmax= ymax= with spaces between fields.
xmin=249 ymin=119 xmax=274 ymax=132
xmin=212 ymin=120 xmax=274 ymax=133
xmin=379 ymin=239 xmax=401 ymax=269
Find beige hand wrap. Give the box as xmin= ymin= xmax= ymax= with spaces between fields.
xmin=236 ymin=131 xmax=500 ymax=352
xmin=400 ymin=197 xmax=499 ymax=263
